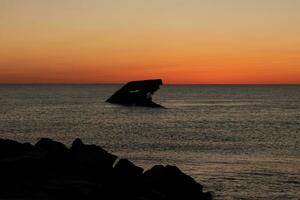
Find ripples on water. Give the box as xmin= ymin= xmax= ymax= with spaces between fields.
xmin=0 ymin=85 xmax=299 ymax=199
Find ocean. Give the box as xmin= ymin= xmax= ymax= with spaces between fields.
xmin=0 ymin=84 xmax=299 ymax=200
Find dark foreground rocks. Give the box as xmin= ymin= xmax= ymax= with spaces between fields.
xmin=0 ymin=138 xmax=212 ymax=200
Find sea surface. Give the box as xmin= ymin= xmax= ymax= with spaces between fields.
xmin=0 ymin=84 xmax=299 ymax=200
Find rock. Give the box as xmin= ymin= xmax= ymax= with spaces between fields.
xmin=106 ymin=79 xmax=164 ymax=108
xmin=142 ymin=165 xmax=212 ymax=200
xmin=35 ymin=138 xmax=70 ymax=169
xmin=70 ymin=139 xmax=118 ymax=182
xmin=71 ymin=138 xmax=85 ymax=150
xmin=35 ymin=138 xmax=68 ymax=154
xmin=0 ymin=138 xmax=213 ymax=200
xmin=101 ymin=159 xmax=144 ymax=199
xmin=0 ymin=139 xmax=36 ymax=158
xmin=113 ymin=159 xmax=144 ymax=180
xmin=70 ymin=138 xmax=117 ymax=169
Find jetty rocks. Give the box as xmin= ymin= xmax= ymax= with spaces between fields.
xmin=0 ymin=138 xmax=212 ymax=200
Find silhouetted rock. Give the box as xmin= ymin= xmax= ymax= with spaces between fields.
xmin=106 ymin=79 xmax=164 ymax=108
xmin=114 ymin=158 xmax=143 ymax=180
xmin=0 ymin=139 xmax=36 ymax=158
xmin=36 ymin=138 xmax=68 ymax=153
xmin=35 ymin=138 xmax=70 ymax=169
xmin=70 ymin=138 xmax=117 ymax=169
xmin=142 ymin=165 xmax=212 ymax=200
xmin=71 ymin=138 xmax=85 ymax=150
xmin=0 ymin=138 xmax=213 ymax=200
xmin=70 ymin=138 xmax=117 ymax=182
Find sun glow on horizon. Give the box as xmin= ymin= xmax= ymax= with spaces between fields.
xmin=1 ymin=0 xmax=300 ymax=84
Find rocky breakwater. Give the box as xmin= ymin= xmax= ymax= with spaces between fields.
xmin=0 ymin=138 xmax=212 ymax=200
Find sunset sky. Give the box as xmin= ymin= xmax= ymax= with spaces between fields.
xmin=1 ymin=0 xmax=300 ymax=84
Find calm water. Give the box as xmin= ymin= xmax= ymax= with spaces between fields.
xmin=0 ymin=84 xmax=299 ymax=199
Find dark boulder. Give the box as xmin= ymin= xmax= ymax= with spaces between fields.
xmin=142 ymin=165 xmax=212 ymax=200
xmin=35 ymin=138 xmax=70 ymax=171
xmin=0 ymin=139 xmax=46 ymax=189
xmin=70 ymin=138 xmax=117 ymax=169
xmin=71 ymin=138 xmax=85 ymax=150
xmin=113 ymin=158 xmax=144 ymax=180
xmin=70 ymin=138 xmax=117 ymax=182
xmin=101 ymin=159 xmax=144 ymax=199
xmin=35 ymin=138 xmax=68 ymax=153
xmin=0 ymin=139 xmax=36 ymax=158
xmin=0 ymin=138 xmax=213 ymax=200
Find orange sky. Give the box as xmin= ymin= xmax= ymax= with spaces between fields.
xmin=1 ymin=0 xmax=300 ymax=84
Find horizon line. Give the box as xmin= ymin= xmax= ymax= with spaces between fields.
xmin=0 ymin=83 xmax=299 ymax=86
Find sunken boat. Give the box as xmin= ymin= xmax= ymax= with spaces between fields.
xmin=106 ymin=79 xmax=164 ymax=108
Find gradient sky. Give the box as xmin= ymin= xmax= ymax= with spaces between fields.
xmin=1 ymin=0 xmax=300 ymax=84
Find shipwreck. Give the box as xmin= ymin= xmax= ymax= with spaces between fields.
xmin=106 ymin=79 xmax=164 ymax=108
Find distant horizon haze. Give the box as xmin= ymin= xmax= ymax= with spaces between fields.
xmin=1 ymin=0 xmax=299 ymax=84
xmin=0 ymin=81 xmax=300 ymax=85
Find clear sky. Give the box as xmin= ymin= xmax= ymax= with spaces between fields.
xmin=1 ymin=0 xmax=300 ymax=84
